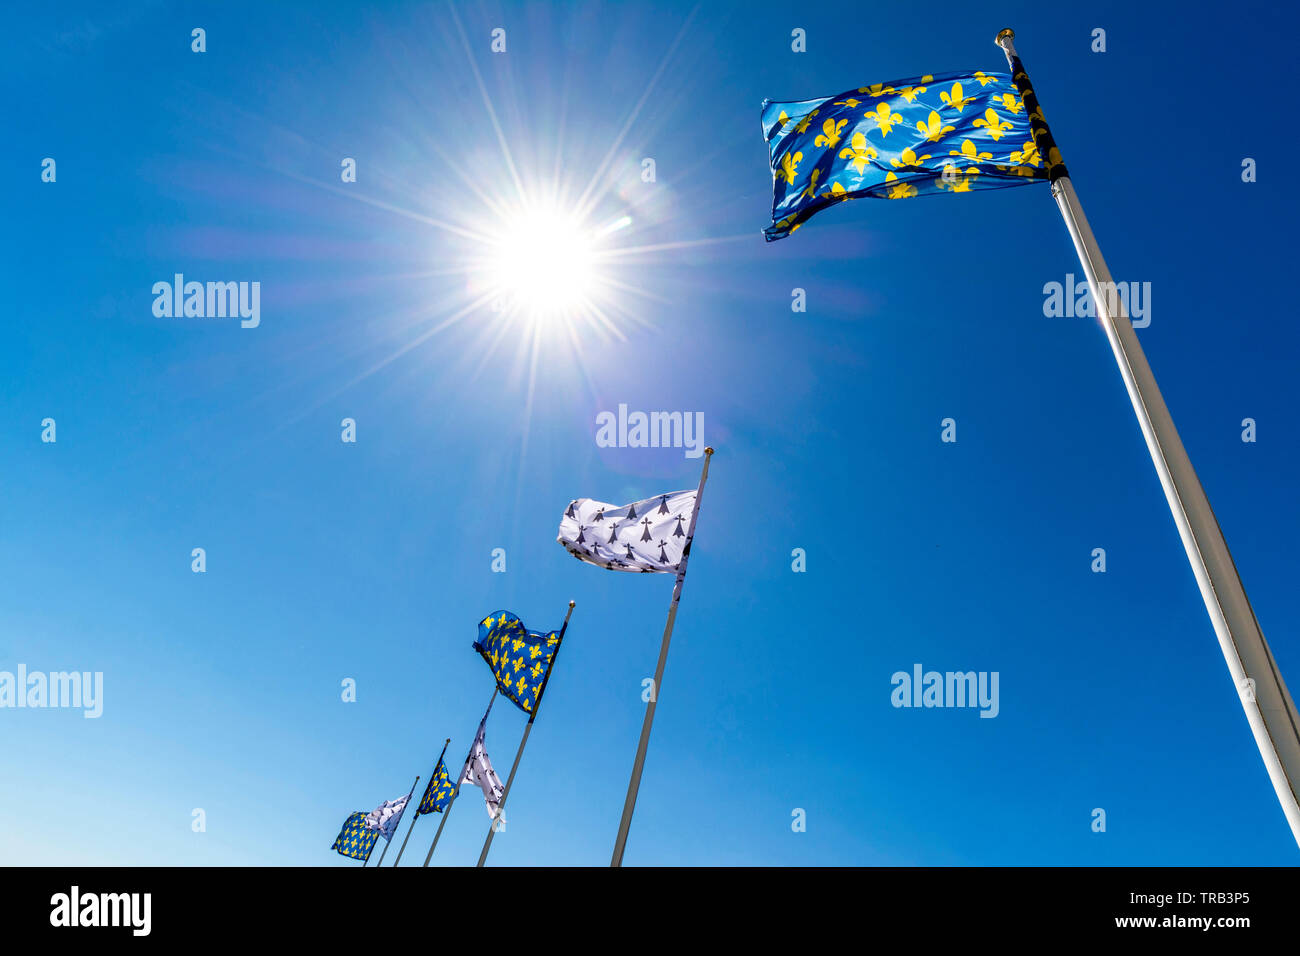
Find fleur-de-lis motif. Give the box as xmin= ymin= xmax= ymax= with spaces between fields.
xmin=895 ymin=83 xmax=928 ymax=102
xmin=776 ymin=109 xmax=791 ymax=128
xmin=972 ymin=108 xmax=1014 ymax=141
xmin=949 ymin=139 xmax=993 ymax=163
xmin=915 ymin=110 xmax=955 ymax=142
xmin=940 ymin=82 xmax=976 ymax=113
xmin=996 ymin=92 xmax=1023 ymax=115
xmin=823 ymin=181 xmax=849 ymax=201
xmin=972 ymin=71 xmax=996 ymax=86
xmin=884 ymin=171 xmax=917 ymax=199
xmin=801 ymin=168 xmax=823 ymax=199
xmin=866 ymin=102 xmax=905 ymax=135
xmin=779 ymin=150 xmax=803 ymax=184
xmin=794 ymin=109 xmax=820 ymax=134
xmin=814 ymin=117 xmax=848 ymax=149
xmin=838 ymin=131 xmax=878 ymax=174
xmin=833 ymin=97 xmax=861 ymax=108
xmin=856 ymin=83 xmax=896 ymax=97
xmin=1010 ymin=140 xmax=1040 ymax=167
xmin=890 ymin=147 xmax=931 ymax=169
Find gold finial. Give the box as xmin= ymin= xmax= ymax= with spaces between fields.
xmin=995 ymin=28 xmax=1015 ymax=44
xmin=568 ymin=599 xmax=576 ymax=608
xmin=705 ymin=446 xmax=715 ymax=456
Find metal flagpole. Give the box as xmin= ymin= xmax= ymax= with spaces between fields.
xmin=372 ymin=774 xmax=419 ymax=867
xmin=423 ymin=688 xmax=499 ymax=866
xmin=611 ymin=447 xmax=715 ymax=866
xmin=476 ymin=600 xmax=577 ymax=867
xmin=392 ymin=738 xmax=450 ymax=867
xmin=996 ymin=28 xmax=1300 ymax=846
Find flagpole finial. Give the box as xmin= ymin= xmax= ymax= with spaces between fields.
xmin=994 ymin=28 xmax=1016 ymax=54
xmin=705 ymin=446 xmax=714 ymax=456
xmin=568 ymin=599 xmax=575 ymax=608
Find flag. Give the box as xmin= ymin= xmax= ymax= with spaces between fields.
xmin=331 ymin=811 xmax=380 ymax=860
xmin=558 ymin=490 xmax=695 ymax=573
xmin=364 ymin=793 xmax=412 ymax=841
xmin=417 ymin=757 xmax=455 ymax=815
xmin=473 ymin=611 xmax=561 ymax=715
xmin=761 ymin=70 xmax=1049 ymax=240
xmin=459 ymin=709 xmax=505 ymax=819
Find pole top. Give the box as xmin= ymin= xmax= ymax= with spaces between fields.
xmin=445 ymin=737 xmax=451 ymax=743
xmin=994 ymin=28 xmax=1016 ymax=55
xmin=568 ymin=599 xmax=576 ymax=608
xmin=704 ymin=446 xmax=714 ymax=456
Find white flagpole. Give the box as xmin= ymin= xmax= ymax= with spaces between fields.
xmin=996 ymin=28 xmax=1300 ymax=847
xmin=392 ymin=738 xmax=450 ymax=867
xmin=611 ymin=447 xmax=715 ymax=866
xmin=422 ymin=688 xmax=498 ymax=867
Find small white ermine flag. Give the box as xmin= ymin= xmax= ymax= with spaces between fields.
xmin=460 ymin=711 xmax=506 ymax=819
xmin=558 ymin=490 xmax=696 ymax=573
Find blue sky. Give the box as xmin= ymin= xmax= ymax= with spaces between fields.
xmin=3 ymin=0 xmax=1298 ymax=866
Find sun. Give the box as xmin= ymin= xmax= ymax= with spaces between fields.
xmin=480 ymin=199 xmax=602 ymax=321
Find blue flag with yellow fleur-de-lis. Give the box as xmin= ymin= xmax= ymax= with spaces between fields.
xmin=417 ymin=756 xmax=455 ymax=814
xmin=762 ymin=70 xmax=1048 ymax=240
xmin=473 ymin=610 xmax=561 ymax=716
xmin=331 ymin=810 xmax=380 ymax=861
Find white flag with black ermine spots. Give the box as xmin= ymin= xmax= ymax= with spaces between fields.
xmin=558 ymin=490 xmax=696 ymax=573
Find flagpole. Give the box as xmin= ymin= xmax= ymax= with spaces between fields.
xmin=392 ymin=738 xmax=450 ymax=867
xmin=373 ymin=774 xmax=419 ymax=867
xmin=995 ymin=28 xmax=1300 ymax=847
xmin=611 ymin=447 xmax=715 ymax=866
xmin=423 ymin=688 xmax=499 ymax=866
xmin=476 ymin=600 xmax=577 ymax=867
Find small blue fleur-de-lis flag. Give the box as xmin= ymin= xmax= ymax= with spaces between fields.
xmin=761 ymin=70 xmax=1051 ymax=240
xmin=473 ymin=611 xmax=561 ymax=715
xmin=331 ymin=811 xmax=380 ymax=861
xmin=417 ymin=757 xmax=456 ymax=814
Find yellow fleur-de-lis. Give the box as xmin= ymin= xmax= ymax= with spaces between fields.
xmin=1010 ymin=139 xmax=1040 ymax=167
xmin=794 ymin=109 xmax=820 ymax=134
xmin=776 ymin=109 xmax=791 ymax=128
xmin=884 ymin=172 xmax=917 ymax=199
xmin=996 ymin=92 xmax=1023 ymax=115
xmin=971 ymin=109 xmax=1014 ymax=141
xmin=833 ymin=97 xmax=861 ymax=108
xmin=950 ymin=139 xmax=993 ymax=163
xmin=940 ymin=82 xmax=976 ymax=113
xmin=915 ymin=110 xmax=955 ymax=143
xmin=895 ymin=84 xmax=928 ymax=103
xmin=866 ymin=102 xmax=905 ymax=135
xmin=823 ymin=181 xmax=849 ymax=201
xmin=857 ymin=83 xmax=896 ymax=97
xmin=890 ymin=147 xmax=932 ymax=169
xmin=802 ymin=168 xmax=823 ymax=199
xmin=779 ymin=150 xmax=803 ymax=184
xmin=814 ymin=117 xmax=848 ymax=149
xmin=531 ymin=662 xmax=543 ymax=679
xmin=972 ymin=71 xmax=996 ymax=86
xmin=838 ymin=131 xmax=877 ymax=174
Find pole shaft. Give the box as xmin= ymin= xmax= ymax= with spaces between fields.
xmin=998 ymin=29 xmax=1300 ymax=847
xmin=611 ymin=449 xmax=714 ymax=866
xmin=394 ymin=739 xmax=450 ymax=867
xmin=476 ymin=602 xmax=576 ymax=867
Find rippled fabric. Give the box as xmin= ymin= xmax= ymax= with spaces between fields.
xmin=761 ymin=70 xmax=1049 ymax=240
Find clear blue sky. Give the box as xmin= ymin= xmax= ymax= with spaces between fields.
xmin=3 ymin=0 xmax=1298 ymax=866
